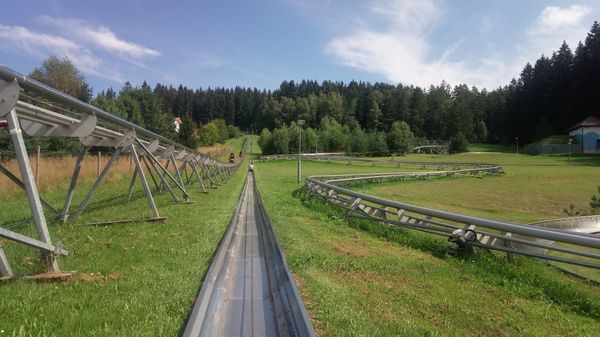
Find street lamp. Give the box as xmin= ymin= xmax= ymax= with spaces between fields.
xmin=568 ymin=138 xmax=572 ymax=166
xmin=515 ymin=136 xmax=519 ymax=154
xmin=297 ymin=120 xmax=305 ymax=183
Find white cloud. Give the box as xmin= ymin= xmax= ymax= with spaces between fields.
xmin=38 ymin=16 xmax=160 ymax=59
xmin=324 ymin=1 xmax=595 ymax=89
xmin=528 ymin=5 xmax=591 ymax=35
xmin=0 ymin=24 xmax=123 ymax=83
xmin=325 ymin=0 xmax=512 ymax=88
xmin=524 ymin=5 xmax=592 ymax=59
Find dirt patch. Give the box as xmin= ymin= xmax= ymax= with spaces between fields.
xmin=331 ymin=239 xmax=374 ymax=257
xmin=332 ymin=269 xmax=410 ymax=290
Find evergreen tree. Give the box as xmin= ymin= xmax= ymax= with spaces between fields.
xmin=178 ymin=116 xmax=200 ymax=148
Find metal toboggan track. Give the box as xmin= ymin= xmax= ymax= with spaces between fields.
xmin=182 ymin=172 xmax=316 ymax=337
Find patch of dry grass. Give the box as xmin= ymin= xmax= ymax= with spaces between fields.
xmin=0 ymin=154 xmax=134 ymax=196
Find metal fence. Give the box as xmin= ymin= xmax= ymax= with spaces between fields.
xmin=0 ymin=65 xmax=245 ymax=279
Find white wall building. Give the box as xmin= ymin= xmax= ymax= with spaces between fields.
xmin=568 ymin=116 xmax=600 ymax=154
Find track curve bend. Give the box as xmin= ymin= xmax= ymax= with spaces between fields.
xmin=272 ymin=155 xmax=600 ymax=270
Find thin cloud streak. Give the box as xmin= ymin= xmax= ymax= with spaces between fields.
xmin=38 ymin=15 xmax=161 ymax=59
xmin=0 ymin=24 xmax=123 ymax=83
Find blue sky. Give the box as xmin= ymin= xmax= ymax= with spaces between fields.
xmin=1 ymin=0 xmax=598 ymax=94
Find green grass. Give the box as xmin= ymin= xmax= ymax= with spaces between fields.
xmin=356 ymin=153 xmax=600 ymax=223
xmin=254 ymin=158 xmax=600 ymax=337
xmin=467 ymin=143 xmax=512 ymax=153
xmin=525 ymin=135 xmax=570 ymax=147
xmin=0 ymin=150 xmax=249 ymax=336
xmin=2 ymin=146 xmax=599 ymax=336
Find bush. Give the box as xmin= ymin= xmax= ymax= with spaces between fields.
xmin=270 ymin=126 xmax=290 ymax=154
xmin=386 ymin=121 xmax=414 ymax=154
xmin=258 ymin=128 xmax=272 ymax=153
xmin=199 ymin=122 xmax=220 ymax=145
xmin=368 ymin=132 xmax=390 ymax=156
xmin=227 ymin=125 xmax=241 ymax=138
xmin=347 ymin=127 xmax=369 ymax=154
xmin=449 ymin=132 xmax=469 ymax=154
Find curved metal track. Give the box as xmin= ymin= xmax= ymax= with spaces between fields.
xmin=183 ymin=172 xmax=316 ymax=337
xmin=263 ymin=155 xmax=600 ymax=269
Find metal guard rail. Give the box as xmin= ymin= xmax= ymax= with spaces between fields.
xmin=291 ymin=156 xmax=600 ymax=270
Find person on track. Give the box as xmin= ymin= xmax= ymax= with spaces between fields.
xmin=249 ymin=162 xmax=254 ymax=172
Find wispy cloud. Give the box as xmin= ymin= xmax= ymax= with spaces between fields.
xmin=324 ymin=1 xmax=594 ymax=89
xmin=0 ymin=16 xmax=164 ymax=84
xmin=524 ymin=5 xmax=592 ymax=58
xmin=527 ymin=5 xmax=591 ymax=36
xmin=0 ymin=24 xmax=123 ymax=82
xmin=38 ymin=15 xmax=160 ymax=59
xmin=325 ymin=0 xmax=510 ymax=88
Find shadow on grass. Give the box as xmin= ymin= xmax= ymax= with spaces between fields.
xmin=293 ymin=187 xmax=600 ymax=320
xmin=0 ymin=186 xmax=180 ymax=232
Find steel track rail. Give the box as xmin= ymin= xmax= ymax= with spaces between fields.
xmin=286 ymin=155 xmax=600 ymax=269
xmin=182 ymin=172 xmax=316 ymax=337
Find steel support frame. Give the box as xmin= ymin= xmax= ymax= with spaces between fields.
xmin=0 ymin=69 xmax=244 ymax=279
xmin=2 ymin=108 xmax=60 ymax=274
xmin=60 ymin=145 xmax=88 ymax=223
xmin=135 ymin=138 xmax=189 ymax=202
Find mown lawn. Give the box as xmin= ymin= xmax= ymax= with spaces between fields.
xmin=360 ymin=153 xmax=600 ymax=223
xmin=0 ymin=143 xmax=249 ymax=336
xmin=254 ymin=158 xmax=600 ymax=337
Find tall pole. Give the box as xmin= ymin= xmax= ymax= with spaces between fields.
xmin=297 ymin=129 xmax=301 ymax=183
xmin=568 ymin=139 xmax=572 ymax=166
xmin=515 ymin=137 xmax=519 ymax=154
xmin=297 ymin=120 xmax=304 ymax=184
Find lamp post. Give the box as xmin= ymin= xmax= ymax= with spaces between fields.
xmin=568 ymin=138 xmax=572 ymax=166
xmin=515 ymin=136 xmax=519 ymax=154
xmin=297 ymin=120 xmax=305 ymax=183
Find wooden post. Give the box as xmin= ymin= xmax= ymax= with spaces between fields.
xmin=97 ymin=152 xmax=101 ymax=177
xmin=35 ymin=145 xmax=40 ymax=185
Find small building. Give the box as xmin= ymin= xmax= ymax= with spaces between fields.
xmin=568 ymin=116 xmax=600 ymax=154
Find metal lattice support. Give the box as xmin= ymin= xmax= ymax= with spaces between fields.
xmin=1 ymin=99 xmax=62 ymax=274
xmin=0 ymin=65 xmax=247 ymax=278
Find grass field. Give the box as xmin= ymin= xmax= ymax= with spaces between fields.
xmin=365 ymin=153 xmax=600 ymax=223
xmin=1 ymin=143 xmax=599 ymax=336
xmin=0 ymin=139 xmax=249 ymax=336
xmin=254 ymin=157 xmax=600 ymax=337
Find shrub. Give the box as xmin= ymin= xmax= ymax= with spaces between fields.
xmin=449 ymin=132 xmax=469 ymax=154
